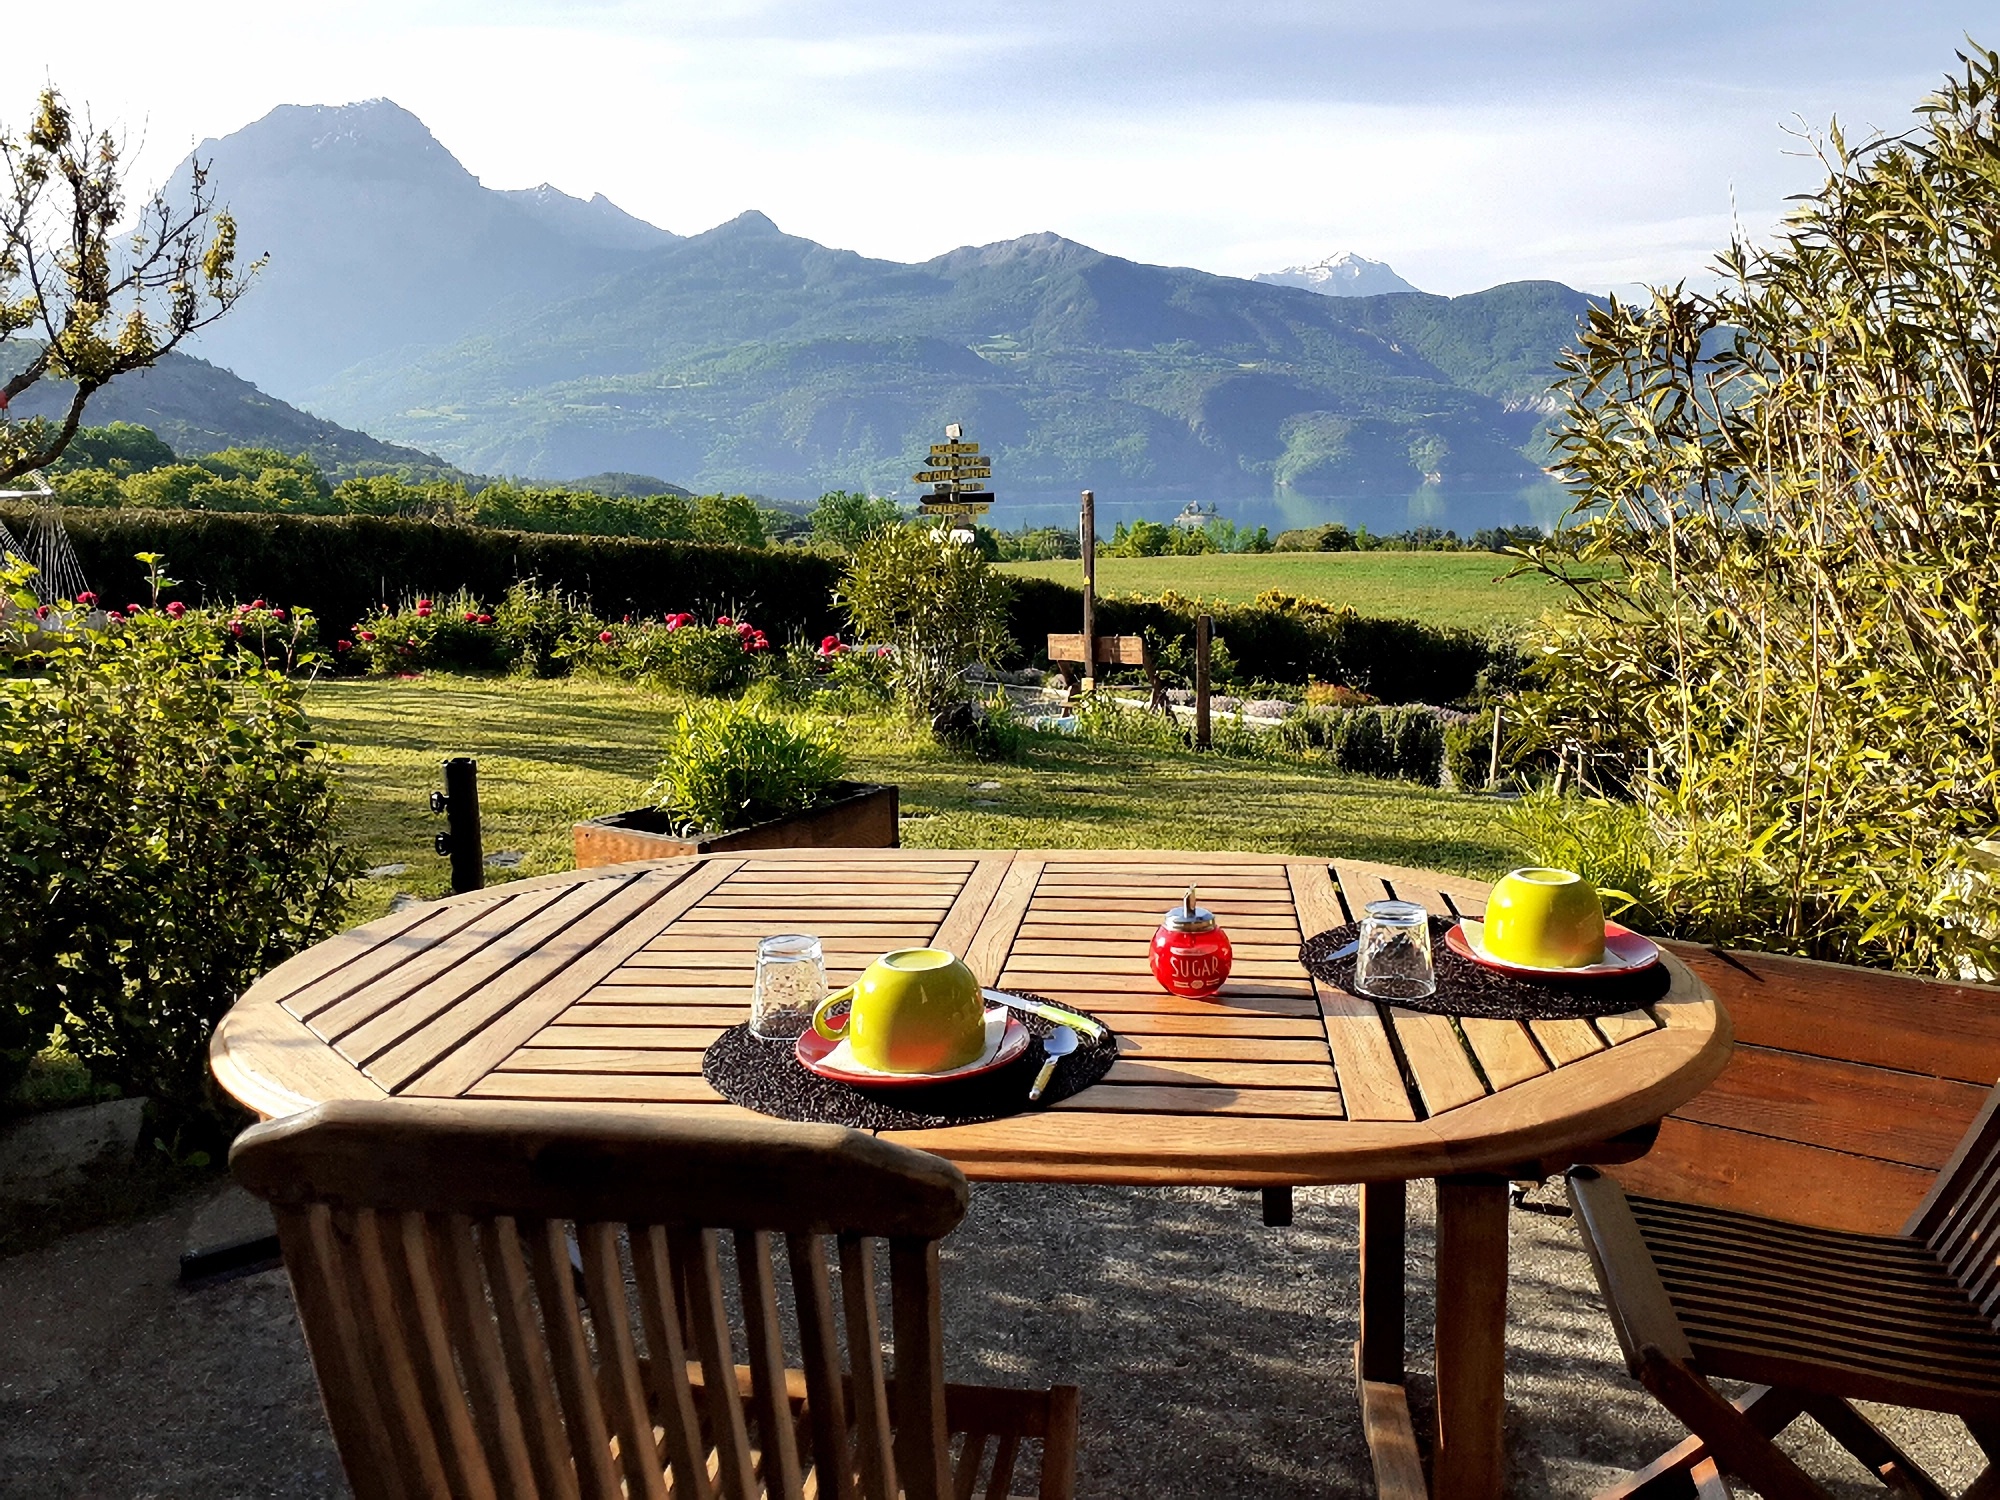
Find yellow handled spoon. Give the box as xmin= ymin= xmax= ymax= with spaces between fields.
xmin=1028 ymin=1026 xmax=1079 ymax=1102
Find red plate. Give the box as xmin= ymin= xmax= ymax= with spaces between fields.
xmin=1447 ymin=919 xmax=1661 ymax=978
xmin=795 ymin=1009 xmax=1032 ymax=1088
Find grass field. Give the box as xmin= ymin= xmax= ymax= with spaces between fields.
xmin=996 ymin=550 xmax=1579 ymax=629
xmin=306 ymin=675 xmax=1523 ymax=925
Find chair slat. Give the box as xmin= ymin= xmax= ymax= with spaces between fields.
xmin=839 ymin=1233 xmax=899 ymax=1500
xmin=982 ymin=1434 xmax=1019 ymax=1500
xmin=890 ymin=1238 xmax=953 ymax=1500
xmin=388 ymin=1210 xmax=499 ymax=1499
xmin=525 ymin=1218 xmax=626 ymax=1500
xmin=632 ymin=1225 xmax=717 ymax=1500
xmin=433 ymin=1214 xmax=543 ymax=1499
xmin=675 ymin=1226 xmax=760 ymax=1500
xmin=786 ymin=1234 xmax=852 ymax=1500
xmin=579 ymin=1222 xmax=673 ymax=1500
xmin=952 ymin=1432 xmax=989 ymax=1500
xmin=482 ymin=1214 xmax=585 ymax=1500
xmin=735 ymin=1230 xmax=806 ymax=1500
xmin=274 ymin=1204 xmax=410 ymax=1500
xmin=348 ymin=1207 xmax=457 ymax=1494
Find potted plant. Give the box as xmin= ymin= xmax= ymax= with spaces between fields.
xmin=574 ymin=700 xmax=898 ymax=865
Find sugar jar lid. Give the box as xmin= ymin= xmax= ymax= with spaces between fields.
xmin=1161 ymin=884 xmax=1217 ymax=933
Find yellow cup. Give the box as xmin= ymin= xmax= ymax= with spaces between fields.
xmin=811 ymin=948 xmax=987 ymax=1073
xmin=1483 ymin=868 xmax=1606 ymax=968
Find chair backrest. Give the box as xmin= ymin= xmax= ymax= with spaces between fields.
xmin=232 ymin=1099 xmax=971 ymax=1500
xmin=1907 ymin=1081 xmax=2000 ymax=1321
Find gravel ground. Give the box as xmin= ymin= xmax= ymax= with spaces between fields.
xmin=1 ymin=1177 xmax=1988 ymax=1498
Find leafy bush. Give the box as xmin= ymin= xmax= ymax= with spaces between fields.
xmin=1273 ymin=704 xmax=1450 ymax=785
xmin=350 ymin=590 xmax=515 ymax=674
xmin=1513 ymin=47 xmax=2000 ymax=972
xmin=1444 ymin=714 xmax=1491 ymax=792
xmin=492 ymin=578 xmax=592 ymax=678
xmin=0 ymin=567 xmax=354 ymax=1145
xmin=652 ymin=700 xmax=847 ymax=834
xmin=579 ymin=613 xmax=769 ymax=695
xmin=841 ymin=527 xmax=1009 ymax=727
xmin=809 ymin=491 xmax=904 ymax=552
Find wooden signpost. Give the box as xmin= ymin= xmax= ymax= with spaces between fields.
xmin=1079 ymin=489 xmax=1097 ymax=691
xmin=914 ymin=422 xmax=994 ymax=522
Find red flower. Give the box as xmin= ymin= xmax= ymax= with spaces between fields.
xmin=415 ymin=605 xmax=432 ymax=618
xmin=229 ymin=622 xmax=243 ymax=636
xmin=476 ymin=613 xmax=493 ymax=625
xmin=875 ymin=645 xmax=891 ymax=657
xmin=107 ymin=609 xmax=124 ymax=622
xmin=716 ymin=615 xmax=732 ymax=627
xmin=165 ymin=600 xmax=186 ymax=618
xmin=251 ymin=598 xmax=266 ymax=610
xmin=664 ymin=612 xmax=694 ymax=630
xmin=464 ymin=611 xmax=480 ymax=622
xmin=273 ymin=608 xmax=286 ymax=621
xmin=417 ymin=598 xmax=433 ymax=609
xmin=337 ymin=639 xmax=353 ymax=652
xmin=34 ymin=604 xmax=49 ymax=619
xmin=358 ymin=630 xmax=377 ymax=643
xmin=126 ymin=604 xmax=144 ymax=615
xmin=75 ymin=591 xmax=96 ymax=606
xmin=819 ymin=634 xmax=844 ymax=655
xmin=406 ymin=636 xmax=419 ymax=646
xmin=599 ymin=630 xmax=615 ymax=644
xmin=622 ymin=614 xmax=631 ymax=624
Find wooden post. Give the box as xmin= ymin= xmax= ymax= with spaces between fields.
xmin=434 ymin=756 xmax=484 ymax=894
xmin=1487 ymin=703 xmax=1503 ymax=789
xmin=1079 ymin=490 xmax=1097 ymax=692
xmin=1434 ymin=1175 xmax=1510 ymax=1500
xmin=1358 ymin=1180 xmax=1406 ymax=1382
xmin=1194 ymin=613 xmax=1213 ymax=750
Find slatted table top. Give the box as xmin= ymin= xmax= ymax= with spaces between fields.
xmin=211 ymin=850 xmax=1730 ymax=1184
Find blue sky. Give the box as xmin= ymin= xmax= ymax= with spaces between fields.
xmin=16 ymin=1 xmax=1988 ymax=293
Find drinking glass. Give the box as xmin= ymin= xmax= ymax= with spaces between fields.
xmin=752 ymin=933 xmax=826 ymax=1039
xmin=1353 ymin=900 xmax=1436 ymax=1001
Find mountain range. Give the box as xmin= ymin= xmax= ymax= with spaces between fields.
xmin=116 ymin=100 xmax=1597 ymax=527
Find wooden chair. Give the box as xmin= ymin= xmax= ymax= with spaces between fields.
xmin=1567 ymin=1080 xmax=2000 ymax=1500
xmin=1044 ymin=632 xmax=1169 ymax=711
xmin=231 ymin=1099 xmax=1080 ymax=1500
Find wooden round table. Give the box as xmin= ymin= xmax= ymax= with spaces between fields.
xmin=213 ymin=848 xmax=1730 ymax=1499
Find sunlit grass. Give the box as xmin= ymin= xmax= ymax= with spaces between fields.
xmin=995 ymin=550 xmax=1590 ymax=629
xmin=307 ymin=674 xmax=1522 ymax=926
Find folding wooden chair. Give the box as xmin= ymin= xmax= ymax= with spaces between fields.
xmin=233 ymin=1099 xmax=1079 ymax=1500
xmin=1567 ymin=1081 xmax=2000 ymax=1499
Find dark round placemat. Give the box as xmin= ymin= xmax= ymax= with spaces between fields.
xmin=702 ymin=991 xmax=1117 ymax=1131
xmin=1300 ymin=917 xmax=1671 ymax=1020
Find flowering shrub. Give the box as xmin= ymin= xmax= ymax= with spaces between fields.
xmin=576 ymin=612 xmax=772 ymax=694
xmin=0 ymin=562 xmax=354 ymax=1147
xmin=348 ymin=589 xmax=515 ymax=674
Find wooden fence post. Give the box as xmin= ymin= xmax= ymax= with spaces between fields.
xmin=1079 ymin=489 xmax=1097 ymax=692
xmin=1487 ymin=704 xmax=1503 ymax=790
xmin=1194 ymin=613 xmax=1213 ymax=750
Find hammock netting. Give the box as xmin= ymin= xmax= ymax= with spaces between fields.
xmin=0 ymin=473 xmax=89 ymax=604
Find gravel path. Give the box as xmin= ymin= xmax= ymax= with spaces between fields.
xmin=1 ymin=1177 xmax=1986 ymax=1497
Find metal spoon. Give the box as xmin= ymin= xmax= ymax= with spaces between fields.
xmin=1028 ymin=1025 xmax=1079 ymax=1102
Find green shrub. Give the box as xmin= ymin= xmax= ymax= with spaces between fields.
xmin=0 ymin=566 xmax=355 ymax=1145
xmin=1444 ymin=715 xmax=1491 ymax=792
xmin=1386 ymin=706 xmax=1446 ymax=788
xmin=492 ymin=579 xmax=591 ymax=678
xmin=351 ymin=590 xmax=515 ymax=674
xmin=841 ymin=527 xmax=1009 ymax=728
xmin=652 ymin=700 xmax=847 ymax=834
xmin=579 ymin=613 xmax=767 ymax=695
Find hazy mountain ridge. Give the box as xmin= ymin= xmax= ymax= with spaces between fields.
xmin=155 ymin=99 xmax=1594 ymax=512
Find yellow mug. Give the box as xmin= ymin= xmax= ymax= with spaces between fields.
xmin=1483 ymin=868 xmax=1606 ymax=968
xmin=811 ymin=948 xmax=987 ymax=1073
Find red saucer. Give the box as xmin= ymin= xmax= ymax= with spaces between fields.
xmin=1446 ymin=919 xmax=1661 ymax=978
xmin=795 ymin=1010 xmax=1031 ymax=1088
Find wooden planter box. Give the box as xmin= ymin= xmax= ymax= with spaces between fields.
xmin=573 ymin=781 xmax=899 ymax=867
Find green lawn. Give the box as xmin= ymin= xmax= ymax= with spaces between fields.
xmin=307 ymin=675 xmax=1522 ymax=925
xmin=997 ymin=550 xmax=1578 ymax=629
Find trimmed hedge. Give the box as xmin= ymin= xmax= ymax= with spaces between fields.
xmin=19 ymin=507 xmax=1493 ymax=702
xmin=14 ymin=508 xmax=847 ymax=644
xmin=1002 ymin=576 xmax=1491 ymax=705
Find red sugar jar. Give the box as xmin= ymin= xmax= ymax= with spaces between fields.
xmin=1151 ymin=885 xmax=1233 ymax=1000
